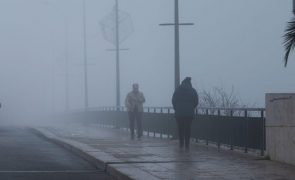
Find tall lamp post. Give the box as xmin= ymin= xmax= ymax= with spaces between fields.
xmin=160 ymin=0 xmax=194 ymax=90
xmin=82 ymin=0 xmax=89 ymax=110
xmin=115 ymin=0 xmax=120 ymax=109
xmin=100 ymin=0 xmax=133 ymax=109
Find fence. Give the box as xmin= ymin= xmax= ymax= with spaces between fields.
xmin=71 ymin=106 xmax=266 ymax=156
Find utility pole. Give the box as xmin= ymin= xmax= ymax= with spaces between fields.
xmin=100 ymin=0 xmax=133 ymax=109
xmin=82 ymin=0 xmax=89 ymax=109
xmin=174 ymin=0 xmax=180 ymax=90
xmin=65 ymin=19 xmax=69 ymax=111
xmin=160 ymin=0 xmax=194 ymax=90
xmin=115 ymin=0 xmax=120 ymax=108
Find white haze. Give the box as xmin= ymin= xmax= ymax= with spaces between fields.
xmin=0 ymin=0 xmax=294 ymax=124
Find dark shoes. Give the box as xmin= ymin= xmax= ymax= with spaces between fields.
xmin=131 ymin=135 xmax=142 ymax=140
xmin=185 ymin=144 xmax=190 ymax=152
xmin=179 ymin=140 xmax=184 ymax=148
xmin=179 ymin=141 xmax=190 ymax=151
xmin=185 ymin=142 xmax=190 ymax=149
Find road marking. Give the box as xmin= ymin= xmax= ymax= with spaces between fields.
xmin=106 ymin=160 xmax=201 ymax=165
xmin=0 ymin=170 xmax=103 ymax=173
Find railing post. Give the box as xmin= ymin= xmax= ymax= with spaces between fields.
xmin=217 ymin=109 xmax=221 ymax=150
xmin=160 ymin=108 xmax=163 ymax=138
xmin=168 ymin=108 xmax=171 ymax=138
xmin=260 ymin=110 xmax=265 ymax=156
xmin=244 ymin=110 xmax=248 ymax=153
xmin=230 ymin=110 xmax=234 ymax=151
xmin=206 ymin=109 xmax=209 ymax=145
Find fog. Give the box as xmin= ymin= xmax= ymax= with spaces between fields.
xmin=0 ymin=0 xmax=294 ymax=124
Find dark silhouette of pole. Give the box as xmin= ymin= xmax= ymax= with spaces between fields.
xmin=115 ymin=0 xmax=120 ymax=108
xmin=293 ymin=0 xmax=295 ymax=15
xmin=174 ymin=0 xmax=180 ymax=89
xmin=82 ymin=0 xmax=89 ymax=109
xmin=65 ymin=20 xmax=69 ymax=111
xmin=160 ymin=0 xmax=194 ymax=90
xmin=100 ymin=1 xmax=133 ymax=108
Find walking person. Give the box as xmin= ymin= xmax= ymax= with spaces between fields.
xmin=125 ymin=83 xmax=145 ymax=140
xmin=172 ymin=77 xmax=198 ymax=150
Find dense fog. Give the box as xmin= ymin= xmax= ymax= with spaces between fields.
xmin=0 ymin=0 xmax=294 ymax=123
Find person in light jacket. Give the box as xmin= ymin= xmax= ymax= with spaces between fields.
xmin=125 ymin=83 xmax=145 ymax=140
xmin=172 ymin=77 xmax=198 ymax=149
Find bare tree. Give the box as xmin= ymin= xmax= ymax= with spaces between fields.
xmin=199 ymin=86 xmax=253 ymax=116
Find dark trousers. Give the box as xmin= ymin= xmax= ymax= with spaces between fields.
xmin=128 ymin=111 xmax=143 ymax=138
xmin=176 ymin=118 xmax=193 ymax=148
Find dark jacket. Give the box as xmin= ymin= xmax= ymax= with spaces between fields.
xmin=172 ymin=81 xmax=198 ymax=119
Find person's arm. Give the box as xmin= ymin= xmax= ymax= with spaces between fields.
xmin=125 ymin=93 xmax=131 ymax=108
xmin=193 ymin=89 xmax=199 ymax=108
xmin=172 ymin=90 xmax=177 ymax=109
xmin=139 ymin=93 xmax=145 ymax=103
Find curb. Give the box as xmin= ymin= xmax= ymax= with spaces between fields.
xmin=30 ymin=128 xmax=106 ymax=170
xmin=30 ymin=127 xmax=153 ymax=180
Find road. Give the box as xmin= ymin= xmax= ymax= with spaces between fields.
xmin=0 ymin=127 xmax=110 ymax=180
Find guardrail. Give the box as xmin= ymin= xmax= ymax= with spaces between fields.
xmin=85 ymin=106 xmax=264 ymax=116
xmin=71 ymin=106 xmax=265 ymax=156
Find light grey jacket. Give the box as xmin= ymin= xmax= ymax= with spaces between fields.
xmin=125 ymin=91 xmax=145 ymax=112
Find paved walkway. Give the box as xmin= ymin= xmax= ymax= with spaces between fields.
xmin=34 ymin=123 xmax=295 ymax=180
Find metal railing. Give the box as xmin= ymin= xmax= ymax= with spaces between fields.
xmin=71 ymin=106 xmax=266 ymax=156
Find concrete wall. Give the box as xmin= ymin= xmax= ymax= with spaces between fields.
xmin=266 ymin=93 xmax=295 ymax=165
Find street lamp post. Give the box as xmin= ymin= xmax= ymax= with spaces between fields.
xmin=100 ymin=0 xmax=133 ymax=109
xmin=65 ymin=20 xmax=69 ymax=111
xmin=115 ymin=0 xmax=120 ymax=109
xmin=82 ymin=0 xmax=89 ymax=110
xmin=160 ymin=0 xmax=194 ymax=90
xmin=174 ymin=0 xmax=180 ymax=89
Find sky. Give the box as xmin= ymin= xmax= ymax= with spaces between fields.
xmin=0 ymin=0 xmax=294 ymax=119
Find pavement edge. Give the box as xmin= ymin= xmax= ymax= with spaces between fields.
xmin=29 ymin=127 xmax=146 ymax=180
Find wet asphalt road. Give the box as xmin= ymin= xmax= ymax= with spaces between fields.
xmin=0 ymin=127 xmax=110 ymax=180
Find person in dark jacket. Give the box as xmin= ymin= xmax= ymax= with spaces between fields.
xmin=172 ymin=77 xmax=198 ymax=149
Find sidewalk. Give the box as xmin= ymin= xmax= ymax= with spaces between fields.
xmin=33 ymin=123 xmax=295 ymax=180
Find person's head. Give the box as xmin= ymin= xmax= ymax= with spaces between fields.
xmin=132 ymin=83 xmax=139 ymax=93
xmin=181 ymin=77 xmax=192 ymax=87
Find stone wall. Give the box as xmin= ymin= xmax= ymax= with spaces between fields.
xmin=266 ymin=93 xmax=295 ymax=165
